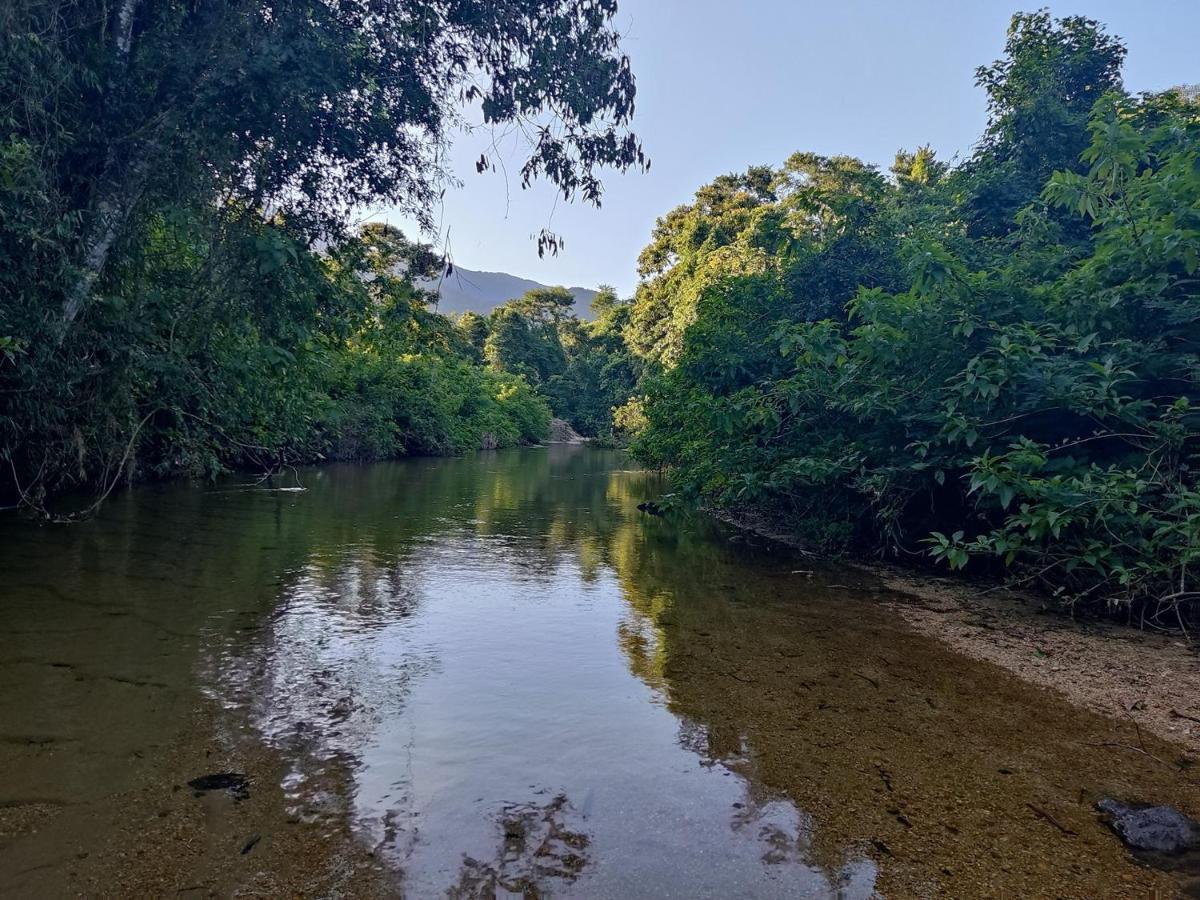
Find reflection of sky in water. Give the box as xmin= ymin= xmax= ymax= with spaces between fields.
xmin=203 ymin=473 xmax=877 ymax=898
xmin=4 ymin=448 xmax=1193 ymax=897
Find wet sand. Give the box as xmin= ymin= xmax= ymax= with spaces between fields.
xmin=718 ymin=506 xmax=1200 ymax=757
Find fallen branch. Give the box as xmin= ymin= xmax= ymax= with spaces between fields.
xmin=1094 ymin=741 xmax=1196 ymax=782
xmin=853 ymin=671 xmax=880 ymax=689
xmin=1026 ymin=803 xmax=1077 ymax=836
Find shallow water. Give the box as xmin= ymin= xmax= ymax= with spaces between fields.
xmin=0 ymin=446 xmax=1195 ymax=897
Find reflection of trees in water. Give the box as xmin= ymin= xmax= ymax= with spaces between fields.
xmin=201 ymin=551 xmax=440 ymax=833
xmin=607 ymin=519 xmax=884 ymax=894
xmin=604 ymin=500 xmax=1198 ymax=897
xmin=448 ymin=793 xmax=591 ymax=899
xmin=8 ymin=450 xmax=1192 ymax=896
xmin=267 ymin=445 xmax=662 ymax=584
xmin=615 ymin=587 xmax=672 ymax=690
xmin=464 ymin=446 xmax=661 ymax=580
xmin=195 ymin=447 xmax=655 ymax=882
xmin=208 ymin=445 xmax=658 ymax=769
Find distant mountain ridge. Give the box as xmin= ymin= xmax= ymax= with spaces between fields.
xmin=418 ymin=266 xmax=598 ymax=319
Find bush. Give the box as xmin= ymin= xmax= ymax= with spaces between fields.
xmin=631 ymin=83 xmax=1200 ymax=622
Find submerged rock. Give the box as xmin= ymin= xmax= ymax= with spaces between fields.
xmin=1097 ymin=798 xmax=1200 ymax=855
xmin=187 ymin=772 xmax=250 ymax=801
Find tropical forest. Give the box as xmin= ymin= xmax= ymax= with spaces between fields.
xmin=1 ymin=2 xmax=1199 ymax=897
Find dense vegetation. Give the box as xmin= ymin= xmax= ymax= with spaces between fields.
xmin=0 ymin=0 xmax=642 ymax=512
xmin=5 ymin=4 xmax=1197 ymax=626
xmin=623 ymin=13 xmax=1200 ymax=623
xmin=454 ymin=284 xmax=642 ymax=440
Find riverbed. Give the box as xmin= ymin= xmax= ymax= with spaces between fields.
xmin=0 ymin=447 xmax=1196 ymax=897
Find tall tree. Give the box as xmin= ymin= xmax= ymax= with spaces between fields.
xmin=512 ymin=286 xmax=579 ymax=325
xmin=0 ymin=0 xmax=645 ymax=332
xmin=957 ymin=10 xmax=1126 ymax=238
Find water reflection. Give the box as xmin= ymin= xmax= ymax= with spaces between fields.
xmin=0 ymin=446 xmax=1195 ymax=896
xmin=197 ymin=447 xmax=869 ymax=896
xmin=447 ymin=793 xmax=591 ymax=898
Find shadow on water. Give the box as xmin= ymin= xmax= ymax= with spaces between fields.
xmin=0 ymin=445 xmax=1197 ymax=896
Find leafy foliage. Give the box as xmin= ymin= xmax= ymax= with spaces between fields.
xmin=626 ymin=14 xmax=1200 ymax=622
xmin=1 ymin=0 xmax=641 ymax=511
xmin=474 ymin=285 xmax=641 ymax=438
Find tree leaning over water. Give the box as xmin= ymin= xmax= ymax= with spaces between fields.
xmin=0 ymin=0 xmax=643 ymax=507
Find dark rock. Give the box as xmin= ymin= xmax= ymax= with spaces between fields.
xmin=187 ymin=772 xmax=250 ymax=801
xmin=636 ymin=501 xmax=664 ymax=516
xmin=1097 ymin=798 xmax=1200 ymax=855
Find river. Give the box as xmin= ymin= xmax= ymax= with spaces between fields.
xmin=0 ymin=446 xmax=1194 ymax=897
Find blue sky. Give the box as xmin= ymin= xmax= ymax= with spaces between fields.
xmin=379 ymin=1 xmax=1199 ymax=296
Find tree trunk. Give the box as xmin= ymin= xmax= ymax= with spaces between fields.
xmin=58 ymin=0 xmax=144 ymax=334
xmin=114 ymin=0 xmax=140 ymax=57
xmin=60 ymin=177 xmax=143 ymax=327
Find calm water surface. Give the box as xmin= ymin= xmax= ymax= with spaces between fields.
xmin=0 ymin=447 xmax=1195 ymax=897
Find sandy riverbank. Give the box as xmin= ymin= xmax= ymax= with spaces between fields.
xmin=715 ymin=507 xmax=1200 ymax=758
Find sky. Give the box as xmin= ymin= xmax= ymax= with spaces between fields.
xmin=378 ymin=0 xmax=1200 ymax=297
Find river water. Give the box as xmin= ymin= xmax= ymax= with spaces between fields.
xmin=0 ymin=447 xmax=1195 ymax=897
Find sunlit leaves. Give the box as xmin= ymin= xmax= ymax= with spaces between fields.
xmin=631 ymin=74 xmax=1200 ymax=616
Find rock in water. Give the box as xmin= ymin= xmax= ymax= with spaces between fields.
xmin=1097 ymin=798 xmax=1200 ymax=854
xmin=546 ymin=418 xmax=586 ymax=444
xmin=188 ymin=772 xmax=250 ymax=801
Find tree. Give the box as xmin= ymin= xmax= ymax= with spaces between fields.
xmin=957 ymin=10 xmax=1126 ymax=239
xmin=484 ymin=305 xmax=567 ymax=386
xmin=1 ymin=0 xmax=645 ymax=333
xmin=590 ymin=285 xmax=623 ymax=319
xmin=512 ymin=286 xmax=579 ymax=325
xmin=625 ymin=154 xmax=902 ymax=370
xmin=627 ymin=167 xmax=779 ymax=366
xmin=1 ymin=0 xmax=645 ymax=506
xmin=626 ymin=17 xmax=1200 ymax=623
xmin=454 ymin=312 xmax=490 ymax=363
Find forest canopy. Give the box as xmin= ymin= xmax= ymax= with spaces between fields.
xmin=4 ymin=4 xmax=1198 ymax=626
xmin=621 ymin=12 xmax=1200 ymax=623
xmin=0 ymin=0 xmax=642 ymax=509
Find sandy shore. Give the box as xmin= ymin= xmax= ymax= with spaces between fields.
xmin=715 ymin=507 xmax=1200 ymax=758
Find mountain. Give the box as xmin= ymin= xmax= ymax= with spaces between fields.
xmin=419 ymin=266 xmax=598 ymax=319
